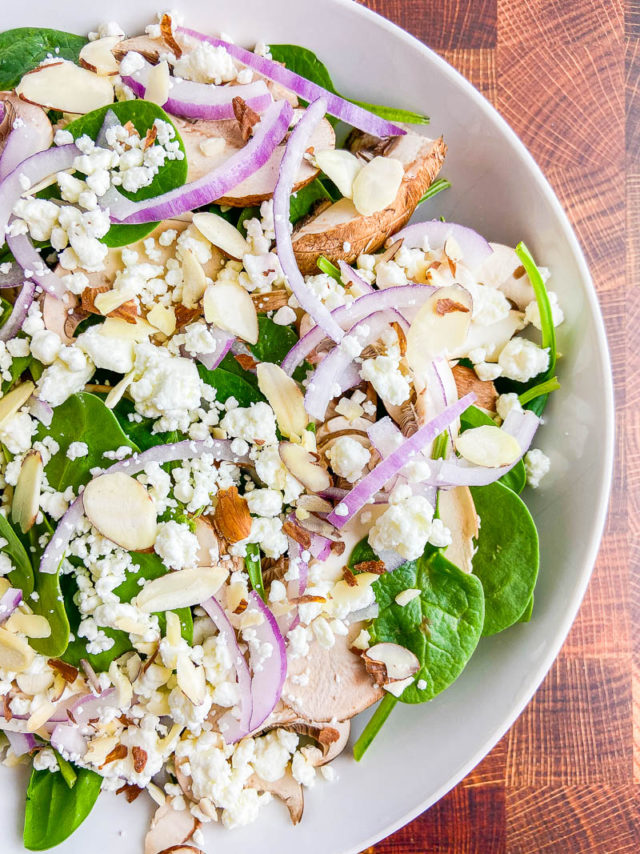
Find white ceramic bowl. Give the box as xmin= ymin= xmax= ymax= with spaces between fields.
xmin=0 ymin=2 xmax=614 ymax=852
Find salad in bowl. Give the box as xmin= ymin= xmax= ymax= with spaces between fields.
xmin=0 ymin=11 xmax=562 ymax=852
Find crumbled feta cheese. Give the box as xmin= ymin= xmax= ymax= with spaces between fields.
xmin=368 ymin=485 xmax=443 ymax=560
xmin=360 ymin=354 xmax=411 ymax=406
xmin=66 ymin=442 xmax=88 ymax=461
xmin=498 ymin=337 xmax=550 ymax=383
xmin=326 ymin=436 xmax=370 ymax=483
xmin=154 ymin=521 xmax=199 ymax=571
xmin=524 ymin=448 xmax=550 ymax=488
xmin=496 ymin=392 xmax=523 ymax=421
xmin=524 ymin=291 xmax=564 ymax=330
xmin=221 ymin=402 xmax=278 ymax=445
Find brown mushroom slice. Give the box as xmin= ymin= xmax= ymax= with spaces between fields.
xmin=145 ymin=801 xmax=200 ymax=854
xmin=288 ymin=719 xmax=351 ymax=765
xmin=41 ymin=291 xmax=87 ymax=344
xmin=0 ymin=92 xmax=53 ymax=159
xmin=157 ymin=847 xmax=203 ymax=854
xmin=451 ymin=364 xmax=498 ymax=413
xmin=291 ymin=131 xmax=446 ymax=275
xmin=438 ymin=486 xmax=478 ymax=574
xmin=248 ymin=771 xmax=304 ymax=825
xmin=284 ymin=623 xmax=383 ymax=722
xmin=174 ymin=755 xmax=194 ymax=800
xmin=172 ymin=110 xmax=335 ymax=205
xmin=112 ymin=35 xmax=167 ymax=64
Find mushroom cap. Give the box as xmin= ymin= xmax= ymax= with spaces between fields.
xmin=248 ymin=770 xmax=304 ymax=825
xmin=0 ymin=91 xmax=53 ymax=156
xmin=291 ymin=131 xmax=446 ymax=274
xmin=173 ymin=110 xmax=335 ymax=206
xmin=144 ymin=800 xmax=200 ymax=854
xmin=438 ymin=485 xmax=478 ymax=574
xmin=283 ymin=622 xmax=383 ymax=722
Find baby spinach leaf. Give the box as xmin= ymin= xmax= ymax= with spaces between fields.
xmin=62 ymin=552 xmax=192 ymax=671
xmin=23 ymin=765 xmax=102 ymax=851
xmin=110 ymin=397 xmax=179 ymax=451
xmin=250 ymin=316 xmax=299 ymax=367
xmin=460 ymin=405 xmax=526 ymax=493
xmin=418 ymin=176 xmax=451 ymax=206
xmin=369 ymin=547 xmax=484 ymax=703
xmin=347 ymin=536 xmax=379 ymax=569
xmin=37 ymin=393 xmax=139 ymax=493
xmin=470 ymin=481 xmax=539 ymax=636
xmin=198 ymin=363 xmax=264 ymax=407
xmin=0 ymin=28 xmax=87 ymax=90
xmin=317 ymin=255 xmax=342 ymax=281
xmin=245 ymin=543 xmax=266 ymax=601
xmin=0 ymin=513 xmax=34 ymax=596
xmin=290 ymin=178 xmax=332 ymax=224
xmin=268 ymin=44 xmax=429 ymax=125
xmin=2 ymin=354 xmax=32 ymax=395
xmin=519 ymin=593 xmax=534 ymax=623
xmin=353 ymin=693 xmax=397 ymax=761
xmin=66 ymin=101 xmax=188 ymax=247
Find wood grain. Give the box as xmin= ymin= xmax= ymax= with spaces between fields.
xmin=357 ymin=0 xmax=638 ymax=850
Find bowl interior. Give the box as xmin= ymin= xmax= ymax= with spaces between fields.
xmin=0 ymin=2 xmax=614 ymax=853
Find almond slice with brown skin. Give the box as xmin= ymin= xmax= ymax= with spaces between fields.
xmin=362 ymin=642 xmax=420 ymax=684
xmin=213 ymin=486 xmax=252 ymax=544
xmin=11 ymin=449 xmax=43 ymax=533
xmin=17 ymin=60 xmax=114 ymax=114
xmin=82 ymin=472 xmax=158 ymax=551
xmin=406 ymin=284 xmax=473 ymax=373
xmin=279 ymin=442 xmax=331 ymax=493
xmin=192 ymin=211 xmax=251 ymax=259
xmin=203 ymin=281 xmax=258 ymax=344
xmin=79 ymin=37 xmax=121 ymax=76
xmin=135 ymin=565 xmax=228 ymax=613
xmin=257 ymin=363 xmax=308 ymax=440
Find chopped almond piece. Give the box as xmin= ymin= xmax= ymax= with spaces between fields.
xmin=101 ymin=743 xmax=128 ymax=767
xmin=352 ymin=560 xmax=386 ymax=575
xmin=282 ymin=519 xmax=311 ymax=549
xmin=132 ymin=746 xmax=148 ymax=773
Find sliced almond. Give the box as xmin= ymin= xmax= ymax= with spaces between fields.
xmin=406 ymin=284 xmax=473 ymax=373
xmin=329 ymin=572 xmax=378 ymax=614
xmin=11 ymin=449 xmax=43 ymax=534
xmin=192 ymin=212 xmax=251 ymax=260
xmin=363 ymin=642 xmax=420 ymax=684
xmin=94 ymin=289 xmax=133 ymax=317
xmin=0 ymin=627 xmax=35 ymax=672
xmin=105 ymin=370 xmax=135 ymax=409
xmin=5 ymin=613 xmax=51 ymax=638
xmin=352 ymin=156 xmax=404 ymax=216
xmin=144 ymin=60 xmax=170 ymax=105
xmin=26 ymin=700 xmax=57 ymax=733
xmin=108 ymin=661 xmax=133 ymax=708
xmin=181 ymin=248 xmax=208 ymax=309
xmin=136 ymin=565 xmax=228 ymax=613
xmin=84 ymin=733 xmax=119 ymax=767
xmin=203 ymin=281 xmax=258 ymax=344
xmin=147 ymin=304 xmax=176 ymax=336
xmin=295 ymin=494 xmax=333 ymax=514
xmin=194 ymin=516 xmax=220 ymax=567
xmin=0 ymin=381 xmax=35 ymax=428
xmin=17 ymin=60 xmax=114 ymax=114
xmin=83 ymin=472 xmax=158 ymax=551
xmin=279 ymin=442 xmax=331 ymax=493
xmin=455 ymin=425 xmax=521 ymax=467
xmin=176 ymin=653 xmax=206 ymax=705
xmin=79 ymin=36 xmax=121 ymax=76
xmin=16 ymin=669 xmax=54 ymax=695
xmin=213 ymin=486 xmax=252 ymax=544
xmin=315 ymin=149 xmax=362 ymax=198
xmin=257 ymin=363 xmax=308 ymax=440
xmin=101 ymin=316 xmax=155 ymax=341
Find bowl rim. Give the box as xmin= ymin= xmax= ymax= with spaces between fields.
xmin=328 ymin=0 xmax=615 ymax=849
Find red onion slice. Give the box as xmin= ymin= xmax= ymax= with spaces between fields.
xmin=123 ymin=60 xmax=272 ymax=120
xmin=245 ymin=592 xmax=287 ymax=731
xmin=102 ymin=99 xmax=293 ymax=224
xmin=40 ymin=438 xmax=251 ymax=575
xmin=6 ymin=232 xmax=65 ymax=297
xmin=68 ymin=687 xmax=120 ymax=727
xmin=201 ymin=595 xmax=253 ymax=743
xmin=4 ymin=731 xmax=37 ymax=756
xmin=0 ymin=261 xmax=25 ymax=288
xmin=326 ymin=392 xmax=476 ymax=527
xmin=0 ymin=143 xmax=77 ymax=246
xmin=393 ymin=220 xmax=493 ymax=272
xmin=273 ymin=96 xmax=344 ymax=343
xmin=0 ymin=279 xmax=35 ymax=342
xmin=281 ymin=283 xmax=434 ymax=375
xmin=367 ymin=416 xmax=404 ymax=459
xmin=50 ymin=722 xmax=87 ymax=759
xmin=28 ymin=397 xmax=54 ymax=427
xmin=178 ymin=27 xmax=406 ymax=138
xmin=196 ymin=329 xmax=235 ymax=371
xmin=0 ymin=587 xmax=22 ymax=624
xmin=0 ymin=112 xmax=54 ymax=182
xmin=338 ymin=261 xmax=374 ymax=295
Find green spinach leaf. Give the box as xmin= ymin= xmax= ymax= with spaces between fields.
xmin=66 ymin=101 xmax=187 ymax=247
xmin=0 ymin=513 xmax=34 ymax=596
xmin=290 ymin=178 xmax=332 ymax=224
xmin=198 ymin=363 xmax=264 ymax=407
xmin=30 ymin=564 xmax=70 ymax=657
xmin=23 ymin=765 xmax=102 ymax=851
xmin=250 ymin=316 xmax=299 ymax=366
xmin=245 ymin=543 xmax=266 ymax=601
xmin=347 ymin=536 xmax=379 ymax=569
xmin=37 ymin=393 xmax=139 ymax=493
xmin=470 ymin=481 xmax=539 ymax=636
xmin=268 ymin=44 xmax=429 ymax=125
xmin=110 ymin=397 xmax=179 ymax=451
xmin=518 ymin=593 xmax=534 ymax=623
xmin=370 ymin=547 xmax=484 ymax=703
xmin=0 ymin=28 xmax=87 ymax=90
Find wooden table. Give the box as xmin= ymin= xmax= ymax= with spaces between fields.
xmin=355 ymin=1 xmax=638 ymax=851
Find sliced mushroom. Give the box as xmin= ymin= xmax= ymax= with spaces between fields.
xmin=292 ymin=131 xmax=446 ymax=274
xmin=112 ymin=35 xmax=167 ymax=64
xmin=289 ymin=719 xmax=350 ymax=765
xmin=144 ymin=801 xmax=200 ymax=854
xmin=248 ymin=771 xmax=304 ymax=825
xmin=0 ymin=92 xmax=53 ymax=159
xmin=438 ymin=486 xmax=478 ymax=574
xmin=173 ymin=109 xmax=335 ymax=205
xmin=157 ymin=847 xmax=203 ymax=854
xmin=41 ymin=291 xmax=87 ymax=344
xmin=284 ymin=623 xmax=383 ymax=722
xmin=451 ymin=364 xmax=497 ymax=412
